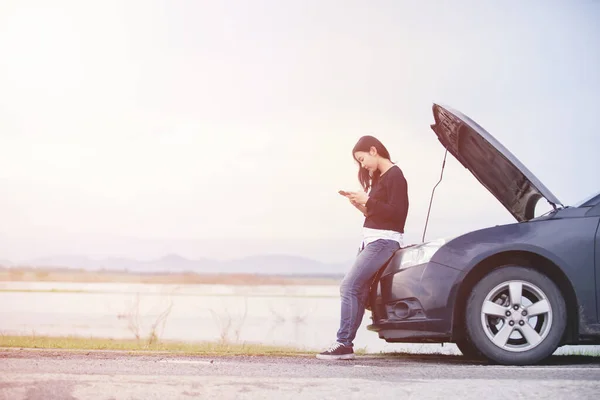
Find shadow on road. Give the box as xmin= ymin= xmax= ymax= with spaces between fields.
xmin=372 ymin=352 xmax=600 ymax=366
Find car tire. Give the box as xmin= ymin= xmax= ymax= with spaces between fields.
xmin=465 ymin=265 xmax=566 ymax=365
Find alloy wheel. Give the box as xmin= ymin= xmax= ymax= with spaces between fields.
xmin=480 ymin=280 xmax=552 ymax=353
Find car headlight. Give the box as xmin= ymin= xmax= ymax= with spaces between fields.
xmin=396 ymin=237 xmax=453 ymax=270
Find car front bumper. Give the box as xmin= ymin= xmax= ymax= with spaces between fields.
xmin=367 ymin=260 xmax=461 ymax=342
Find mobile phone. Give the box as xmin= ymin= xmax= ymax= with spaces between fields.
xmin=338 ymin=190 xmax=350 ymax=196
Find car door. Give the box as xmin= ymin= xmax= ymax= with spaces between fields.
xmin=590 ymin=202 xmax=600 ymax=322
xmin=596 ymin=214 xmax=600 ymax=322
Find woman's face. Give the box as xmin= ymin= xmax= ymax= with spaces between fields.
xmin=354 ymin=148 xmax=378 ymax=173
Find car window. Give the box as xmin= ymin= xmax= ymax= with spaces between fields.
xmin=574 ymin=191 xmax=600 ymax=207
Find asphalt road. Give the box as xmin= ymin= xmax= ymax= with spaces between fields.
xmin=1 ymin=349 xmax=600 ymax=399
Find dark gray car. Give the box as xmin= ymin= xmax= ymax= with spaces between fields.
xmin=366 ymin=104 xmax=600 ymax=365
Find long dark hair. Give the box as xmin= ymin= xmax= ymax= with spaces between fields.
xmin=352 ymin=135 xmax=392 ymax=192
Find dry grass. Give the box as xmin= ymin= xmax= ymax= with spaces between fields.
xmin=0 ymin=267 xmax=340 ymax=286
xmin=0 ymin=334 xmax=311 ymax=356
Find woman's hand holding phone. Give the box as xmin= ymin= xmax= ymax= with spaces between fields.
xmin=339 ymin=189 xmax=368 ymax=216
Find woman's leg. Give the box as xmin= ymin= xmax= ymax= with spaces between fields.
xmin=336 ymin=239 xmax=400 ymax=347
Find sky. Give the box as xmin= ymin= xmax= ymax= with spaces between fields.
xmin=0 ymin=0 xmax=599 ymax=264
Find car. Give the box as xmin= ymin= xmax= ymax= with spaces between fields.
xmin=366 ymin=103 xmax=600 ymax=365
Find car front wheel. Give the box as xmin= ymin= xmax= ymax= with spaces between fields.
xmin=465 ymin=265 xmax=566 ymax=365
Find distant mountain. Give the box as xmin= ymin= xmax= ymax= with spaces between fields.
xmin=224 ymin=254 xmax=341 ymax=275
xmin=0 ymin=259 xmax=13 ymax=267
xmin=143 ymin=253 xmax=217 ymax=273
xmin=8 ymin=253 xmax=349 ymax=277
xmin=24 ymin=255 xmax=94 ymax=269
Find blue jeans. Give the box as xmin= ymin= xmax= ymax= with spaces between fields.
xmin=336 ymin=239 xmax=400 ymax=347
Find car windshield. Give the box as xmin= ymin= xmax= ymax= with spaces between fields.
xmin=573 ymin=190 xmax=600 ymax=207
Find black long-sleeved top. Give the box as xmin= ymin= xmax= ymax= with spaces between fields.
xmin=364 ymin=165 xmax=409 ymax=233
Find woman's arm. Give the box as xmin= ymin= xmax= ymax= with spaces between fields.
xmin=350 ymin=199 xmax=368 ymax=216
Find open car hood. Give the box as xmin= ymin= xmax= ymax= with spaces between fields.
xmin=430 ymin=104 xmax=563 ymax=222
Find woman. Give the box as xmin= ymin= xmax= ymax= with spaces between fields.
xmin=317 ymin=135 xmax=409 ymax=360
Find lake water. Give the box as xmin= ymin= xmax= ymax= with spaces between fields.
xmin=0 ymin=281 xmax=597 ymax=356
